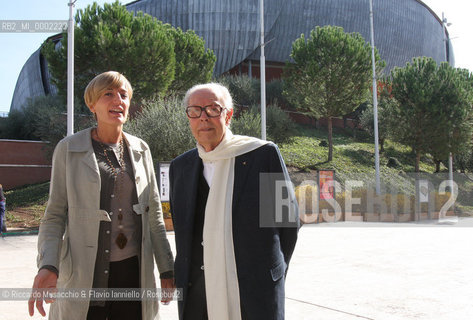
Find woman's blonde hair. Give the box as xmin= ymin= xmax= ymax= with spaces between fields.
xmin=84 ymin=71 xmax=133 ymax=108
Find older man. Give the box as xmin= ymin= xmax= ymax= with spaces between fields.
xmin=170 ymin=83 xmax=298 ymax=320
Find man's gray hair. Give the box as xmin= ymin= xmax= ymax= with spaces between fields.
xmin=183 ymin=82 xmax=234 ymax=111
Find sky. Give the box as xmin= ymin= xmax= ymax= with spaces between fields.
xmin=0 ymin=0 xmax=472 ymax=114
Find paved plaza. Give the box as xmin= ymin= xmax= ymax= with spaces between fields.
xmin=1 ymin=220 xmax=473 ymax=320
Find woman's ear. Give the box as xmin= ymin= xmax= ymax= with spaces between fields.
xmin=88 ymin=103 xmax=95 ymax=114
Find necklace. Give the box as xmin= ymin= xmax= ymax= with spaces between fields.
xmin=94 ymin=129 xmax=128 ymax=250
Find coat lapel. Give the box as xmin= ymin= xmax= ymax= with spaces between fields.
xmin=81 ymin=149 xmax=100 ymax=177
xmin=232 ymin=153 xmax=252 ymax=210
xmin=182 ymin=150 xmax=201 ymax=226
xmin=123 ymin=133 xmax=145 ymax=198
xmin=68 ymin=128 xmax=100 ymax=178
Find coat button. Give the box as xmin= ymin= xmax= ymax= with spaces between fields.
xmin=145 ymin=206 xmax=150 ymax=212
xmin=200 ymin=265 xmax=204 ymax=271
xmin=104 ymin=270 xmax=109 ymax=274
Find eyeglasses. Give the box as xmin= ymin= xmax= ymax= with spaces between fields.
xmin=186 ymin=104 xmax=225 ymax=118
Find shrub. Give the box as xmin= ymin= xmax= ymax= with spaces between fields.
xmin=0 ymin=109 xmax=30 ymax=139
xmin=387 ymin=157 xmax=401 ymax=168
xmin=213 ymin=75 xmax=295 ymax=143
xmin=29 ymin=95 xmax=95 ymax=158
xmin=0 ymin=95 xmax=94 ymax=157
xmin=455 ymin=150 xmax=473 ymax=173
xmin=266 ymin=104 xmax=296 ymax=143
xmin=217 ymin=75 xmax=260 ymax=107
xmin=231 ymin=108 xmax=261 ymax=138
xmin=125 ymin=96 xmax=195 ymax=161
xmin=0 ymin=95 xmax=63 ymax=140
xmin=266 ymin=79 xmax=290 ymax=108
xmin=217 ymin=75 xmax=291 ymax=110
xmin=231 ymin=103 xmax=295 ymax=143
xmin=161 ymin=202 xmax=171 ymax=218
xmin=41 ymin=113 xmax=96 ymax=159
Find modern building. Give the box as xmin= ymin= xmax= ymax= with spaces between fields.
xmin=10 ymin=0 xmax=453 ymax=111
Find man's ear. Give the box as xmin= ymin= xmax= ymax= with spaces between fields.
xmin=225 ymin=108 xmax=233 ymax=126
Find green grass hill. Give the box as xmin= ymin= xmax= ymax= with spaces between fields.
xmin=5 ymin=125 xmax=473 ymax=228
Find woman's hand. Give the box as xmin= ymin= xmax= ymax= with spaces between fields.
xmin=160 ymin=278 xmax=176 ymax=305
xmin=28 ymin=269 xmax=58 ymax=317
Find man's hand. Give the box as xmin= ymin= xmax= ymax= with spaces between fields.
xmin=160 ymin=278 xmax=175 ymax=305
xmin=28 ymin=269 xmax=58 ymax=317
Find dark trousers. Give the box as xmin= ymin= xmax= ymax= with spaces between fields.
xmin=0 ymin=201 xmax=5 ymax=233
xmin=87 ymin=255 xmax=141 ymax=320
xmin=183 ymin=270 xmax=249 ymax=320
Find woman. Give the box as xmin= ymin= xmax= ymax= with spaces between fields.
xmin=28 ymin=71 xmax=175 ymax=320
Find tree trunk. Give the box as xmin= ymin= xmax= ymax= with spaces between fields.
xmin=380 ymin=138 xmax=385 ymax=152
xmin=328 ymin=117 xmax=333 ymax=161
xmin=415 ymin=151 xmax=421 ymax=172
xmin=435 ymin=159 xmax=441 ymax=173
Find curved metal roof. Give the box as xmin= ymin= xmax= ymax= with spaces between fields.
xmin=11 ymin=0 xmax=453 ymax=111
xmin=10 ymin=49 xmax=57 ymax=113
xmin=126 ymin=0 xmax=453 ymax=74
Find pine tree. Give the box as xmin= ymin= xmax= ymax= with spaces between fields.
xmin=283 ymin=26 xmax=384 ymax=161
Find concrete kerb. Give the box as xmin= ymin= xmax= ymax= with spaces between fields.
xmin=2 ymin=227 xmax=39 ymax=237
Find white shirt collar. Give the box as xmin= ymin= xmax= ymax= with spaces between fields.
xmin=202 ymin=160 xmax=215 ymax=186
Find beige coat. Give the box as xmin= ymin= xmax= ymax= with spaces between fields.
xmin=37 ymin=128 xmax=174 ymax=320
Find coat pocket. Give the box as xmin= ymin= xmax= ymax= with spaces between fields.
xmin=133 ymin=203 xmax=146 ymax=215
xmin=270 ymin=260 xmax=287 ymax=282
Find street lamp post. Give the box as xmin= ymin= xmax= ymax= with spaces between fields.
xmin=442 ymin=12 xmax=454 ymax=192
xmin=67 ymin=0 xmax=76 ymax=136
xmin=369 ymin=0 xmax=381 ymax=195
xmin=260 ymin=0 xmax=267 ymax=140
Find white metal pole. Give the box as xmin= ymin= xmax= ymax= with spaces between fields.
xmin=442 ymin=12 xmax=454 ymax=192
xmin=369 ymin=0 xmax=381 ymax=195
xmin=67 ymin=0 xmax=75 ymax=136
xmin=260 ymin=0 xmax=267 ymax=140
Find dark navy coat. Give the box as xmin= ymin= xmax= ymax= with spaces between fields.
xmin=170 ymin=143 xmax=298 ymax=320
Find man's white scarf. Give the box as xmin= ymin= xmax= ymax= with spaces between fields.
xmin=197 ymin=129 xmax=267 ymax=320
